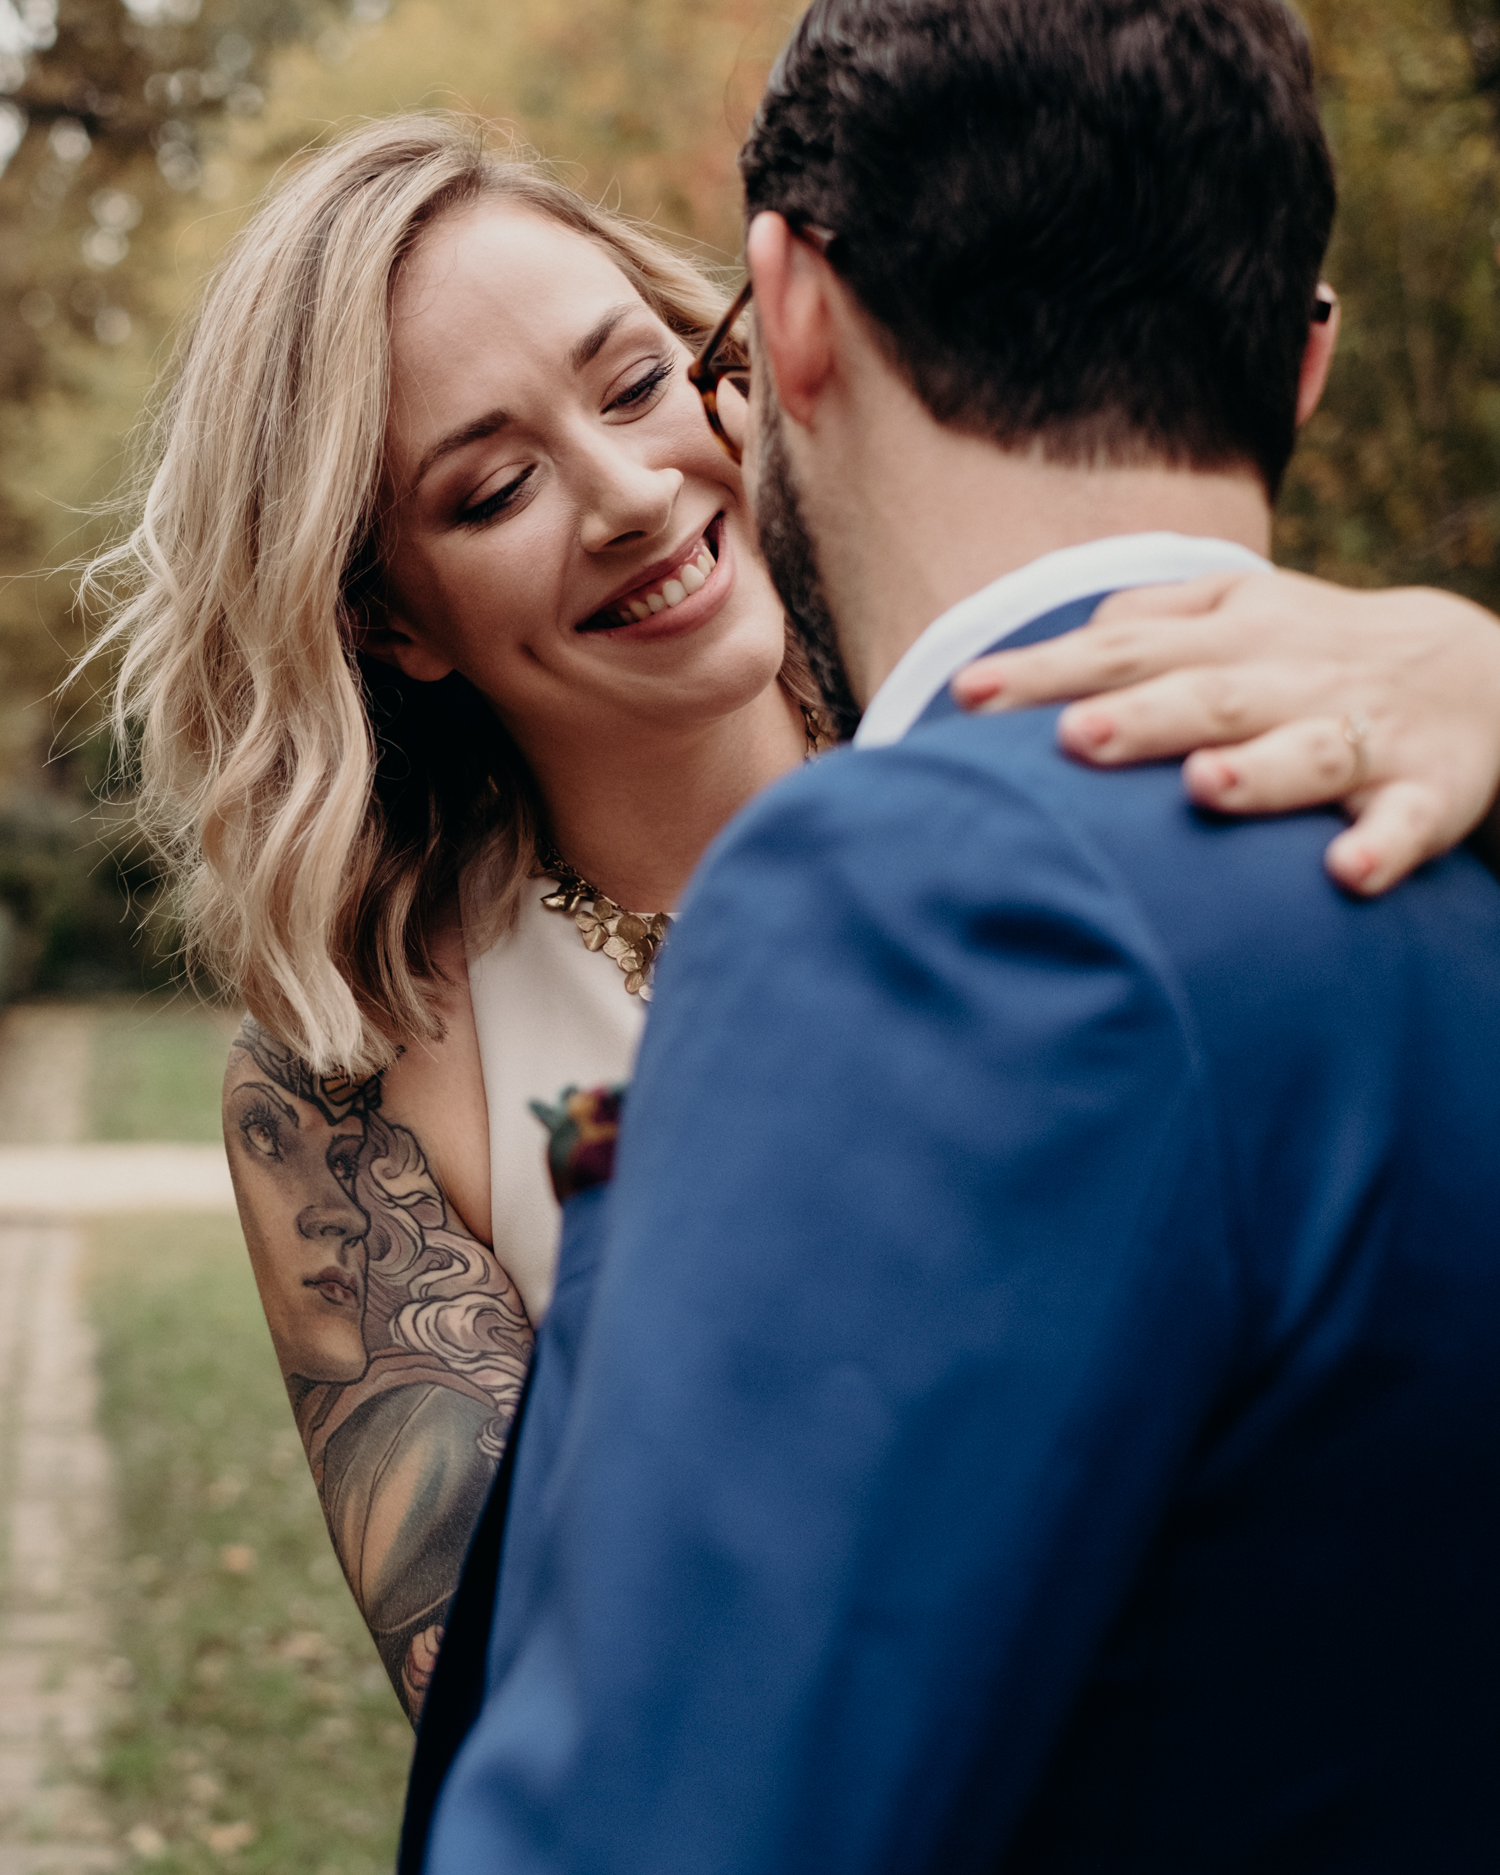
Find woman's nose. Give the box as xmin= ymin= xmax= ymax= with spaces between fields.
xmin=575 ymin=436 xmax=684 ymax=554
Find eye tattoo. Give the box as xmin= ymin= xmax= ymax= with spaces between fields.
xmin=327 ymin=1135 xmax=363 ymax=1187
xmin=240 ymin=1099 xmax=284 ymax=1161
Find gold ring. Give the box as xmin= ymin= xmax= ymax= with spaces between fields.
xmin=1341 ymin=712 xmax=1372 ymax=788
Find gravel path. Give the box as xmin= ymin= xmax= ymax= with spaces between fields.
xmin=0 ymin=1222 xmax=120 ymax=1874
xmin=0 ymin=1006 xmax=235 ymax=1873
xmin=0 ymin=1009 xmax=92 ymax=1150
xmin=0 ymin=1147 xmax=233 ymax=1219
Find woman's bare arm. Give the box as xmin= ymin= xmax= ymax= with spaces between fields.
xmin=223 ymin=1016 xmax=533 ymax=1725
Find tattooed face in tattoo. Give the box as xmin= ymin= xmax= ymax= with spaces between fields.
xmin=226 ymin=1075 xmax=371 ymax=1382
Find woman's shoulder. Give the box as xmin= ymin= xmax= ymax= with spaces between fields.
xmin=220 ymin=904 xmax=494 ymax=1250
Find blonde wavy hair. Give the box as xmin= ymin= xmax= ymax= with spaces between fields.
xmin=84 ymin=114 xmax=818 ymax=1074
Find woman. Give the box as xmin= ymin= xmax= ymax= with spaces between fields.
xmin=86 ymin=114 xmax=1500 ymax=1721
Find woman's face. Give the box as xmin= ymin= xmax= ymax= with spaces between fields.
xmin=377 ymin=202 xmax=787 ymax=758
xmin=226 ymin=1079 xmax=369 ymax=1383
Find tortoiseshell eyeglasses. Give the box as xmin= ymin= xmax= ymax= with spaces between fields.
xmin=687 ymin=223 xmax=838 ymax=466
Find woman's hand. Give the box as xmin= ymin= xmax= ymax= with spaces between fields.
xmin=950 ymin=569 xmax=1500 ymax=895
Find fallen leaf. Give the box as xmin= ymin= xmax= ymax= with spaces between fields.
xmin=278 ymin=1628 xmax=331 ymax=1663
xmin=203 ymin=1819 xmax=257 ymax=1855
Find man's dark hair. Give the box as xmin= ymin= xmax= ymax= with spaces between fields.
xmin=739 ymin=0 xmax=1336 ymax=497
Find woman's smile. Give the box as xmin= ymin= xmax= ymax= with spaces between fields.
xmin=576 ymin=514 xmax=730 ymax=642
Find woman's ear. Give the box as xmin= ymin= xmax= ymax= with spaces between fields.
xmin=349 ymin=602 xmax=455 ymax=684
xmin=1296 ymin=285 xmax=1341 ymax=427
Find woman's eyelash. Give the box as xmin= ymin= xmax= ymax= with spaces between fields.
xmin=459 ymin=465 xmax=535 ymax=528
xmin=609 ymin=357 xmax=673 ymax=412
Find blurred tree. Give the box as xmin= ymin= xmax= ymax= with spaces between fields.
xmin=1279 ymin=0 xmax=1500 ymax=603
xmin=0 ymin=0 xmax=346 ymax=707
xmin=0 ymin=0 xmax=349 ymax=993
xmin=231 ymin=0 xmax=787 ymax=255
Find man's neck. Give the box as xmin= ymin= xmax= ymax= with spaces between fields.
xmin=812 ymin=409 xmax=1272 ymax=705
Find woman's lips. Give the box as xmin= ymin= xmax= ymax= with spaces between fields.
xmin=575 ymin=515 xmax=733 ymax=644
xmin=305 ymin=1267 xmax=360 ymax=1308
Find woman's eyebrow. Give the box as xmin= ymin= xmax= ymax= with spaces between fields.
xmin=568 ymin=301 xmax=638 ymax=372
xmin=413 ymin=408 xmax=510 ymax=490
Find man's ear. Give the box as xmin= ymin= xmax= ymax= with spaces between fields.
xmin=350 ymin=604 xmax=455 ymax=683
xmin=745 ymin=211 xmax=838 ymax=431
xmin=1296 ymin=285 xmax=1340 ymax=426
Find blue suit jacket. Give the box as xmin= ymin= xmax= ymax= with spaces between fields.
xmin=416 ymin=596 xmax=1500 ymax=1872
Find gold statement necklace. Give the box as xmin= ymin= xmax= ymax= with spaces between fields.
xmin=536 ymin=849 xmax=673 ymax=1001
xmin=537 ymin=705 xmax=827 ymax=1001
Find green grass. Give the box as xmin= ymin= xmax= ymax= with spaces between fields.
xmin=87 ymin=999 xmax=240 ymax=1143
xmin=85 ymin=1213 xmax=412 ymax=1873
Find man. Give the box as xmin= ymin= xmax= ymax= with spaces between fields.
xmin=414 ymin=1 xmax=1500 ymax=1866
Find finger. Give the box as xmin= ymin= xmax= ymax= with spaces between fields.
xmin=1052 ymin=666 xmax=1323 ymax=765
xmin=1324 ymin=782 xmax=1447 ymax=896
xmin=956 ymin=614 xmax=1270 ymax=711
xmin=1178 ymin=718 xmax=1364 ymax=814
xmin=1089 ymin=572 xmax=1251 ymax=624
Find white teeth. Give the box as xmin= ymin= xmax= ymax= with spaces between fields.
xmin=611 ymin=534 xmax=715 ymax=623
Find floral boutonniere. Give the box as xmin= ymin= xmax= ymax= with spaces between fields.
xmin=530 ymin=1083 xmax=627 ymax=1204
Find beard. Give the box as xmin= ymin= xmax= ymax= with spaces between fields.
xmin=751 ymin=388 xmax=863 ymax=742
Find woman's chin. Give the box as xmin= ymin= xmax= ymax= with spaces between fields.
xmin=597 ymin=583 xmax=787 ymax=705
xmin=604 ymin=627 xmax=789 ymax=725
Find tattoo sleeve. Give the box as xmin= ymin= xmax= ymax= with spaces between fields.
xmin=223 ymin=1017 xmax=534 ymax=1724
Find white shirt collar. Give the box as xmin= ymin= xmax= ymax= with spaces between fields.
xmin=853 ymin=532 xmax=1270 ymax=749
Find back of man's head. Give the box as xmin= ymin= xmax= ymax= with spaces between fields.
xmin=739 ymin=0 xmax=1336 ymax=498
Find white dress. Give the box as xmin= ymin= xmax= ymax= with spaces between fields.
xmin=467 ymin=888 xmax=646 ymax=1323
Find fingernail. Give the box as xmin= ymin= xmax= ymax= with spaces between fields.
xmin=1343 ymin=844 xmax=1378 ymax=884
xmin=1064 ymin=709 xmax=1114 ymax=751
xmin=953 ymin=674 xmax=1002 ymax=706
xmin=1183 ymin=753 xmax=1237 ymax=803
xmin=1206 ymin=758 xmax=1239 ymax=795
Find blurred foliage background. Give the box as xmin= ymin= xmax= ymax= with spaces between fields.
xmin=0 ymin=0 xmax=1497 ymax=1001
